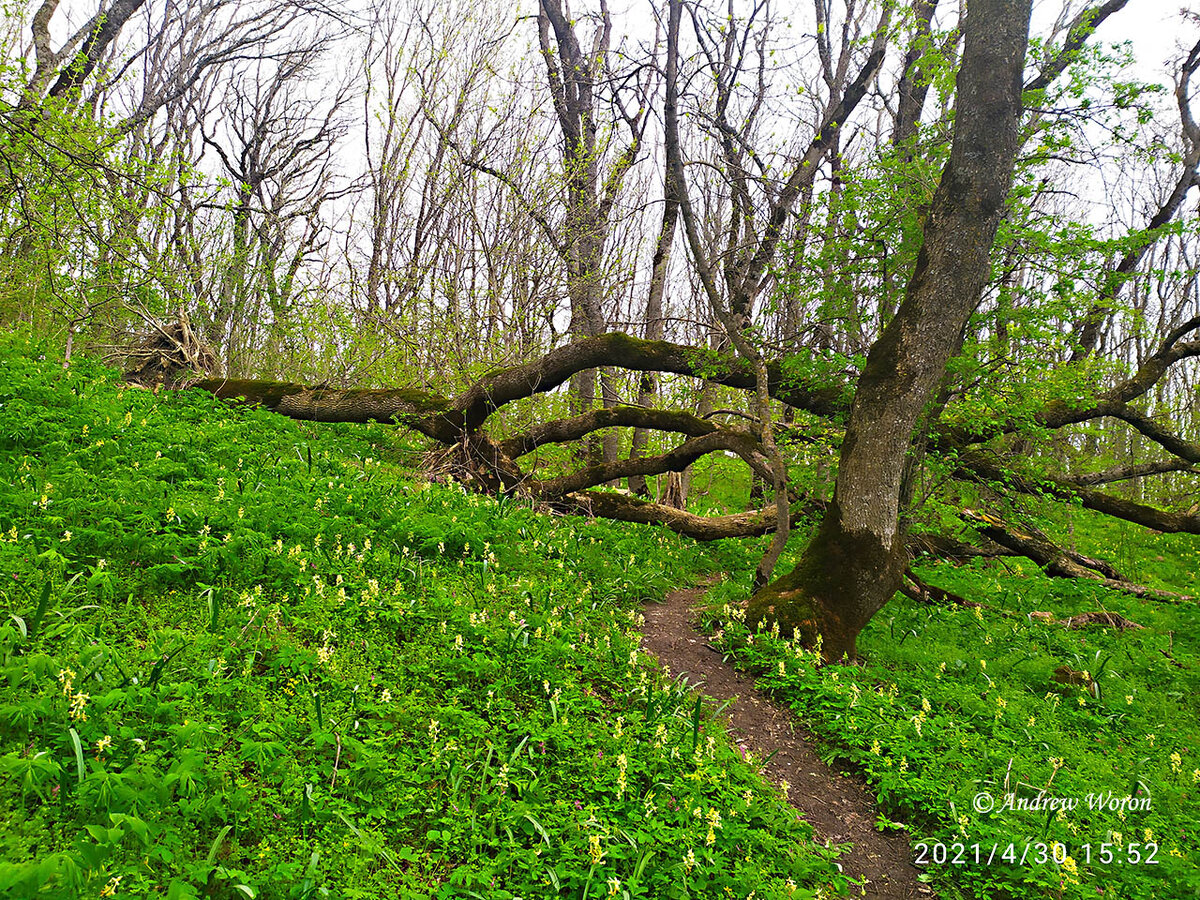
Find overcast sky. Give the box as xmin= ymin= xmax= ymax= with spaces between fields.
xmin=1090 ymin=0 xmax=1192 ymax=80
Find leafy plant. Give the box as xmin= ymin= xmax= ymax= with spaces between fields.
xmin=0 ymin=336 xmax=844 ymax=899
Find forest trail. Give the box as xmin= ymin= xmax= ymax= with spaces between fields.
xmin=641 ymin=581 xmax=934 ymax=899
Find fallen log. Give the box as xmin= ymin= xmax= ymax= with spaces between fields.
xmin=962 ymin=509 xmax=1126 ymax=579
xmin=963 ymin=510 xmax=1193 ymax=603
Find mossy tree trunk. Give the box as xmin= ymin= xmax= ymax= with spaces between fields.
xmin=747 ymin=0 xmax=1034 ymax=661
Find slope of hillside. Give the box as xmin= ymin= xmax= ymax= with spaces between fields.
xmin=702 ymin=527 xmax=1200 ymax=898
xmin=0 ymin=336 xmax=844 ymax=899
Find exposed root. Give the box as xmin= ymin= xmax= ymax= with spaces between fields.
xmin=900 ymin=569 xmax=980 ymax=608
xmin=122 ymin=316 xmax=218 ymax=389
xmin=422 ymin=431 xmax=529 ymax=496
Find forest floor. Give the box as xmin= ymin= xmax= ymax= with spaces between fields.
xmin=4 ymin=337 xmax=1197 ymax=899
xmin=642 ymin=579 xmax=933 ymax=899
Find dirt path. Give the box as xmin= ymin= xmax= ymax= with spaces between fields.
xmin=641 ymin=583 xmax=933 ymax=899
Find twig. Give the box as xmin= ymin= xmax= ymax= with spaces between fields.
xmin=330 ymin=732 xmax=342 ymax=790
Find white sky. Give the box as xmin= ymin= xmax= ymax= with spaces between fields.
xmin=36 ymin=1 xmax=1190 ymax=105
xmin=1086 ymin=0 xmax=1190 ymax=81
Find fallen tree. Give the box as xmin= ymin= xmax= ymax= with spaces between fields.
xmin=166 ymin=302 xmax=1198 ymax=612
xmin=145 ymin=0 xmax=1200 ymax=660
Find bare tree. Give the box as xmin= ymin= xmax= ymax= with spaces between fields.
xmin=196 ymin=39 xmax=351 ymax=375
xmin=19 ymin=1 xmax=310 ymax=133
xmin=664 ymin=0 xmax=891 ymax=584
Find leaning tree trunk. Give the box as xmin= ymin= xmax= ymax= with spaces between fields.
xmin=747 ymin=0 xmax=1034 ymax=661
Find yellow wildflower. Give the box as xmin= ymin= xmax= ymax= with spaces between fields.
xmin=68 ymin=691 xmax=89 ymax=722
xmin=588 ymin=834 xmax=605 ymax=865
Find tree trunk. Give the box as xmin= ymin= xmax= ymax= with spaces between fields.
xmin=747 ymin=0 xmax=1033 ymax=661
xmin=629 ymin=195 xmax=680 ymax=495
xmin=892 ymin=0 xmax=940 ymax=148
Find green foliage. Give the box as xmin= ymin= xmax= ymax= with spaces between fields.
xmin=702 ymin=544 xmax=1200 ymax=900
xmin=0 ymin=334 xmax=844 ymax=899
xmin=0 ymin=93 xmax=180 ymax=340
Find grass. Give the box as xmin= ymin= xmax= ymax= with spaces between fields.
xmin=702 ymin=518 xmax=1200 ymax=900
xmin=4 ymin=331 xmax=1196 ymax=900
xmin=0 ymin=335 xmax=844 ymax=899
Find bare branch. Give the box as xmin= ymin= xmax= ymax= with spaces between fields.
xmin=1023 ymin=0 xmax=1130 ymax=94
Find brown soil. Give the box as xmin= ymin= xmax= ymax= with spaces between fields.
xmin=641 ymin=581 xmax=933 ymax=899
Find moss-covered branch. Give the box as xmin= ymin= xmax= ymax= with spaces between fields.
xmin=456 ymin=332 xmax=847 ymax=430
xmin=188 ymin=333 xmax=849 ymax=441
xmin=535 ymin=430 xmax=768 ymax=496
xmin=192 ymin=378 xmax=459 ymax=442
xmin=561 ymin=491 xmax=824 ymax=540
xmin=499 ymin=405 xmax=718 ymax=458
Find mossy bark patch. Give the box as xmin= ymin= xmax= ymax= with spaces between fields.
xmin=748 ymin=500 xmax=907 ymax=661
xmin=189 ymin=379 xmax=456 ymax=440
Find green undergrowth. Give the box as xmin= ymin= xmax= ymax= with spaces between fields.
xmin=0 ymin=337 xmax=846 ymax=899
xmin=703 ymin=537 xmax=1200 ymax=900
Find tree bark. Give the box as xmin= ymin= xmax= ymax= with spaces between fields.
xmin=192 ymin=378 xmax=457 ymax=441
xmin=44 ymin=0 xmax=149 ymax=101
xmin=629 ymin=195 xmax=679 ymax=495
xmin=561 ymin=491 xmax=823 ymax=541
xmin=892 ymin=0 xmax=939 ymax=148
xmin=747 ymin=0 xmax=1034 ymax=661
xmin=194 ymin=332 xmax=848 ymax=435
xmin=535 ymin=429 xmax=770 ymax=496
xmin=501 ymin=405 xmax=715 ymax=459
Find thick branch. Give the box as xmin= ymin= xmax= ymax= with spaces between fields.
xmin=963 ymin=511 xmax=1192 ymax=602
xmin=1032 ymin=399 xmax=1200 ymax=464
xmin=906 ymin=531 xmax=1015 ymax=560
xmin=943 ymin=390 xmax=1200 ymax=465
xmin=962 ymin=457 xmax=1200 ymax=534
xmin=901 ymin=569 xmax=977 ymax=607
xmin=562 ymin=491 xmax=822 ymax=541
xmin=962 ymin=510 xmax=1125 ymax=579
xmin=46 ymin=0 xmax=149 ymax=100
xmin=1056 ymin=459 xmax=1197 ymax=486
xmin=892 ymin=0 xmax=940 ymax=147
xmin=536 ymin=429 xmax=768 ymax=496
xmin=187 ymin=334 xmax=847 ymax=440
xmin=454 ymin=333 xmax=847 ymax=430
xmin=192 ymin=378 xmax=458 ymax=442
xmin=1108 ymin=320 xmax=1200 ymax=405
xmin=1023 ymin=0 xmax=1129 ymax=94
xmin=501 ymin=406 xmax=716 ymax=459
